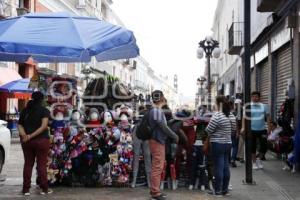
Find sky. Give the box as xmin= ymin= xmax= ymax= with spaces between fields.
xmin=111 ymin=0 xmax=218 ymax=103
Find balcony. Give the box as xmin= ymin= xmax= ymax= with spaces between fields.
xmin=16 ymin=7 xmax=29 ymax=16
xmin=228 ymin=22 xmax=243 ymax=55
xmin=257 ymin=0 xmax=283 ymax=12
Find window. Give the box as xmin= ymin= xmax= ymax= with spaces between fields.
xmin=38 ymin=63 xmax=48 ymax=68
xmin=58 ymin=63 xmax=67 ymax=75
xmin=101 ymin=3 xmax=107 ymax=19
xmin=75 ymin=63 xmax=81 ymax=76
xmin=78 ymin=0 xmax=86 ymax=7
xmin=19 ymin=0 xmax=30 ymax=9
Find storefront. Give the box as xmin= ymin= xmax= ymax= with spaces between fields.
xmin=257 ymin=59 xmax=270 ymax=104
xmin=275 ymin=45 xmax=293 ymax=115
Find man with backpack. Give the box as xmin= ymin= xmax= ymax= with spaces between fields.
xmin=137 ymin=90 xmax=178 ymax=200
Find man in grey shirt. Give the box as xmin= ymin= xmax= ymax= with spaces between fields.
xmin=149 ymin=90 xmax=178 ymax=200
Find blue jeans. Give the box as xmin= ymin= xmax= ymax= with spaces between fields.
xmin=231 ymin=135 xmax=239 ymax=162
xmin=190 ymin=145 xmax=209 ymax=187
xmin=211 ymin=142 xmax=231 ymax=194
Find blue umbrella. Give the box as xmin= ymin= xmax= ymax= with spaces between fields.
xmin=0 ymin=12 xmax=139 ymax=63
xmin=0 ymin=78 xmax=33 ymax=93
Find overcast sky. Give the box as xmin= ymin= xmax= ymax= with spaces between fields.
xmin=112 ymin=0 xmax=218 ymax=102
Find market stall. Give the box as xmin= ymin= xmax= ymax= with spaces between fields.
xmin=0 ymin=12 xmax=140 ymax=188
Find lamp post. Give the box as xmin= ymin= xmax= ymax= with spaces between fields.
xmin=197 ymin=76 xmax=206 ymax=106
xmin=197 ymin=36 xmax=221 ymax=111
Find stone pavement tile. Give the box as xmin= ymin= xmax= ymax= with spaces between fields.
xmin=229 ymin=154 xmax=300 ymax=200
xmin=3 ymin=141 xmax=300 ymax=200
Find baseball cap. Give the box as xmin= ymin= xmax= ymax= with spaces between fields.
xmin=151 ymin=90 xmax=164 ymax=103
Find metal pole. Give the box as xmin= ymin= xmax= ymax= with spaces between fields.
xmin=207 ymin=55 xmax=211 ymax=111
xmin=244 ymin=0 xmax=253 ymax=184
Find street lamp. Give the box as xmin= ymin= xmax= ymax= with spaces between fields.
xmin=197 ymin=36 xmax=221 ymax=111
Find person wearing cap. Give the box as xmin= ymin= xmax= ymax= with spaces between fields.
xmin=18 ymin=91 xmax=52 ymax=196
xmin=148 ymin=90 xmax=179 ymax=200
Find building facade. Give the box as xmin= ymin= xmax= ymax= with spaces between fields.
xmin=211 ymin=0 xmax=300 ymax=123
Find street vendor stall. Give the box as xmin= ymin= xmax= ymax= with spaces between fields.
xmin=0 ymin=11 xmax=140 ymax=188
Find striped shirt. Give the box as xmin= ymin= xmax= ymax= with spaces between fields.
xmin=205 ymin=112 xmax=237 ymax=144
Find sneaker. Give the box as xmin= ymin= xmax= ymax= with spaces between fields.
xmin=201 ymin=185 xmax=206 ymax=191
xmin=161 ymin=193 xmax=167 ymax=198
xmin=23 ymin=192 xmax=30 ymax=196
xmin=222 ymin=191 xmax=231 ymax=196
xmin=40 ymin=189 xmax=53 ymax=195
xmin=231 ymin=161 xmax=237 ymax=168
xmin=151 ymin=195 xmax=166 ymax=200
xmin=252 ymin=162 xmax=259 ymax=170
xmin=207 ymin=191 xmax=223 ymax=198
xmin=188 ymin=185 xmax=194 ymax=190
xmin=257 ymin=159 xmax=264 ymax=169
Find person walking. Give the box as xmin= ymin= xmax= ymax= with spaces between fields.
xmin=18 ymin=91 xmax=52 ymax=196
xmin=249 ymin=91 xmax=270 ymax=169
xmin=148 ymin=90 xmax=179 ymax=200
xmin=205 ymin=96 xmax=236 ymax=197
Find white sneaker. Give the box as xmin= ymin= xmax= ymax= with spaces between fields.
xmin=257 ymin=159 xmax=263 ymax=169
xmin=40 ymin=189 xmax=53 ymax=195
xmin=160 ymin=182 xmax=165 ymax=190
xmin=188 ymin=185 xmax=194 ymax=190
xmin=252 ymin=162 xmax=259 ymax=170
xmin=23 ymin=192 xmax=30 ymax=196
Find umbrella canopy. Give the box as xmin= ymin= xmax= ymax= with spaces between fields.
xmin=0 ymin=12 xmax=139 ymax=63
xmin=0 ymin=67 xmax=22 ymax=86
xmin=0 ymin=78 xmax=33 ymax=93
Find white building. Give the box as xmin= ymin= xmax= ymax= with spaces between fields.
xmin=211 ymin=0 xmax=298 ymax=121
xmin=211 ymin=0 xmax=244 ymax=98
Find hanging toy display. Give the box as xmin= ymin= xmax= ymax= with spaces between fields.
xmin=112 ymin=105 xmax=134 ymax=186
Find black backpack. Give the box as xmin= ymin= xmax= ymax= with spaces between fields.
xmin=135 ymin=110 xmax=153 ymax=141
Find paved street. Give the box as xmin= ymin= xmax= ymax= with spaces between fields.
xmin=1 ymin=139 xmax=300 ymax=200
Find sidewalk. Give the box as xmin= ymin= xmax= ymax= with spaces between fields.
xmin=1 ymin=140 xmax=300 ymax=199
xmin=229 ymin=154 xmax=300 ymax=200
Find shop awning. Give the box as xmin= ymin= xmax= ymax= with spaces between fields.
xmin=0 ymin=78 xmax=32 ymax=93
xmin=0 ymin=67 xmax=22 ymax=86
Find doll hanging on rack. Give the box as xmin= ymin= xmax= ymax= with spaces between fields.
xmin=85 ymin=108 xmax=101 ymax=131
xmin=111 ymin=105 xmax=134 ymax=185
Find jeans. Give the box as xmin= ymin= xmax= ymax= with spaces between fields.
xmin=149 ymin=139 xmax=165 ymax=197
xmin=21 ymin=138 xmax=50 ymax=193
xmin=132 ymin=131 xmax=151 ymax=186
xmin=190 ymin=145 xmax=208 ymax=187
xmin=231 ymin=135 xmax=239 ymax=162
xmin=211 ymin=142 xmax=231 ymax=194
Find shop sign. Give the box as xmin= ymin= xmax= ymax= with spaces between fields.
xmin=271 ymin=27 xmax=290 ymax=52
xmin=255 ymin=43 xmax=268 ymax=64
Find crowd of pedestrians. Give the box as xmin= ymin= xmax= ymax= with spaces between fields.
xmin=147 ymin=90 xmax=273 ymax=200
xmin=18 ymin=90 xmax=292 ymax=200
